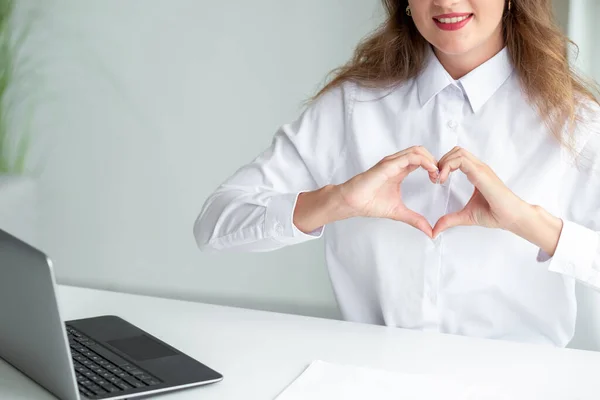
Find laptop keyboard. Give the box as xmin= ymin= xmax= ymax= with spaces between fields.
xmin=66 ymin=326 xmax=161 ymax=399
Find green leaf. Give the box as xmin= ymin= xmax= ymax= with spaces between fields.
xmin=0 ymin=0 xmax=35 ymax=175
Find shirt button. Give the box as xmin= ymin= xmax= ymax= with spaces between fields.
xmin=447 ymin=120 xmax=458 ymax=130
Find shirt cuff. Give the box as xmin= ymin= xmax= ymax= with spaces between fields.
xmin=539 ymin=219 xmax=600 ymax=285
xmin=264 ymin=192 xmax=325 ymax=245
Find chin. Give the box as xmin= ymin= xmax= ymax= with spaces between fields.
xmin=432 ymin=41 xmax=475 ymax=57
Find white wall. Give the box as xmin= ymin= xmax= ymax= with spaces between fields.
xmin=553 ymin=0 xmax=600 ymax=82
xmin=565 ymin=0 xmax=600 ymax=81
xmin=552 ymin=0 xmax=570 ymax=31
xmin=27 ymin=0 xmax=381 ymax=319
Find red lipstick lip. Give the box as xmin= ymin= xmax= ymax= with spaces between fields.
xmin=433 ymin=12 xmax=472 ymax=19
xmin=433 ymin=14 xmax=473 ymax=31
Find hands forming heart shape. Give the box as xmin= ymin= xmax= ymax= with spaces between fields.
xmin=337 ymin=145 xmax=527 ymax=239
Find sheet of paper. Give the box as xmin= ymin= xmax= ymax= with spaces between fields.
xmin=275 ymin=360 xmax=517 ymax=400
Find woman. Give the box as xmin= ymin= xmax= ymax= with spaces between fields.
xmin=194 ymin=0 xmax=600 ymax=347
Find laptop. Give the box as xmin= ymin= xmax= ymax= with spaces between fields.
xmin=0 ymin=228 xmax=223 ymax=400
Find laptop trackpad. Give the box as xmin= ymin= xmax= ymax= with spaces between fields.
xmin=107 ymin=335 xmax=177 ymax=361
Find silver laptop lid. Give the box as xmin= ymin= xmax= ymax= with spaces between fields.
xmin=0 ymin=229 xmax=80 ymax=400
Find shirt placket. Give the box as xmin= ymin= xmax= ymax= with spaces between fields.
xmin=421 ymin=84 xmax=464 ymax=331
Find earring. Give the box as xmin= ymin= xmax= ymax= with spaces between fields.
xmin=508 ymin=0 xmax=512 ymax=11
xmin=406 ymin=5 xmax=412 ymax=16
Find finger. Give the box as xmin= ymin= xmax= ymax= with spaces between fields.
xmin=402 ymin=163 xmax=438 ymax=185
xmin=437 ymin=146 xmax=462 ymax=167
xmin=413 ymin=147 xmax=439 ymax=182
xmin=381 ymin=153 xmax=439 ymax=179
xmin=437 ymin=147 xmax=463 ymax=184
xmin=410 ymin=146 xmax=438 ymax=166
xmin=387 ymin=146 xmax=439 ymax=169
xmin=380 ymin=147 xmax=416 ymax=162
xmin=438 ymin=147 xmax=481 ymax=174
xmin=394 ymin=208 xmax=433 ymax=238
xmin=438 ymin=154 xmax=477 ymax=185
xmin=404 ymin=164 xmax=420 ymax=175
xmin=397 ymin=153 xmax=439 ymax=174
xmin=432 ymin=210 xmax=473 ymax=238
xmin=411 ymin=147 xmax=440 ymax=181
xmin=381 ymin=147 xmax=439 ymax=183
xmin=428 ymin=170 xmax=439 ymax=184
xmin=438 ymin=157 xmax=458 ymax=184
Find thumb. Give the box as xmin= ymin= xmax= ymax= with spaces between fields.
xmin=395 ymin=208 xmax=433 ymax=238
xmin=433 ymin=210 xmax=472 ymax=239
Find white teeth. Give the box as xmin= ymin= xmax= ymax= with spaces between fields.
xmin=437 ymin=15 xmax=469 ymax=24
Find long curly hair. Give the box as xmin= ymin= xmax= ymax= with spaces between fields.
xmin=311 ymin=0 xmax=599 ymax=149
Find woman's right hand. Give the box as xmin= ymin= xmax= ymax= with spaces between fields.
xmin=336 ymin=146 xmax=439 ymax=237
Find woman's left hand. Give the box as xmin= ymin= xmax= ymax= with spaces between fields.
xmin=432 ymin=146 xmax=528 ymax=239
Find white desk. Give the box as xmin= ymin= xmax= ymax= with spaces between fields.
xmin=2 ymin=285 xmax=600 ymax=399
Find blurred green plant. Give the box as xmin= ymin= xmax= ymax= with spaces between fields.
xmin=0 ymin=0 xmax=32 ymax=175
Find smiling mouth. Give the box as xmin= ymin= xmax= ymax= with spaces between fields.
xmin=433 ymin=14 xmax=473 ymax=24
xmin=432 ymin=13 xmax=474 ymax=31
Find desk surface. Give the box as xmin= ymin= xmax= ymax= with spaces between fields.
xmin=2 ymin=285 xmax=600 ymax=399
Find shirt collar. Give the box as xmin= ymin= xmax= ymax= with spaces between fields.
xmin=417 ymin=45 xmax=514 ymax=113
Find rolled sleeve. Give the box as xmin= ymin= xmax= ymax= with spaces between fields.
xmin=264 ymin=192 xmax=325 ymax=245
xmin=539 ymin=220 xmax=600 ymax=286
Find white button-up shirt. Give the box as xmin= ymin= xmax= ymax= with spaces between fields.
xmin=195 ymin=47 xmax=600 ymax=347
